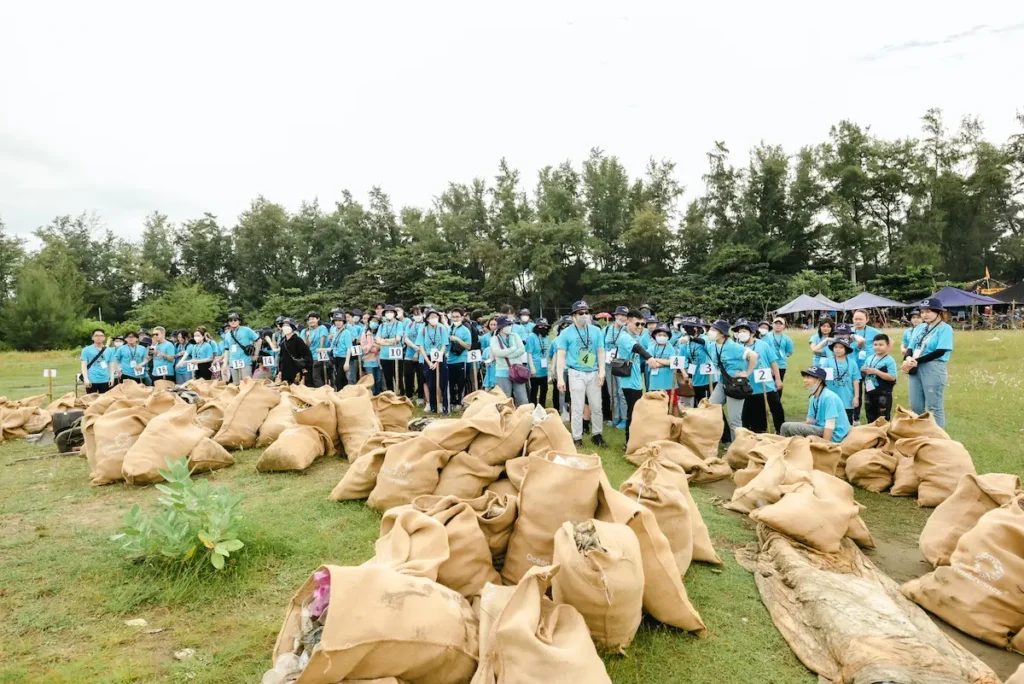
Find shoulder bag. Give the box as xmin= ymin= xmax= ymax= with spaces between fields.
xmin=496 ymin=334 xmax=530 ymax=384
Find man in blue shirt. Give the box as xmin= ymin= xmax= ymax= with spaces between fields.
xmin=850 ymin=309 xmax=883 ymax=423
xmin=706 ymin=319 xmax=758 ymax=442
xmin=766 ymin=317 xmax=795 ymax=395
xmin=403 ymin=306 xmax=425 ymax=404
xmin=555 ymin=300 xmax=606 ymax=447
xmin=80 ymin=329 xmax=116 ymax=394
xmin=603 ymin=305 xmax=630 ymax=428
xmin=221 ymin=313 xmax=261 ymax=385
xmin=149 ymin=327 xmax=178 ymax=385
xmin=780 ymin=367 xmax=851 ymax=443
xmin=415 ymin=308 xmax=450 ymax=414
xmin=447 ymin=307 xmax=473 ymax=407
xmin=614 ymin=310 xmax=656 ymax=447
xmin=114 ymin=331 xmax=149 ymax=384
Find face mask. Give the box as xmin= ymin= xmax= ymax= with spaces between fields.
xmin=369 ymin=322 xmax=379 ymax=330
xmin=615 ymin=316 xmax=627 ymax=326
xmin=655 ymin=335 xmax=669 ymax=344
xmin=281 ymin=326 xmax=293 ymax=335
xmin=452 ymin=318 xmax=462 ymax=326
xmin=707 ymin=329 xmax=721 ymax=342
xmin=194 ymin=335 xmax=203 ymax=343
xmin=576 ymin=314 xmax=591 ymax=325
xmin=413 ymin=315 xmax=423 ymax=323
xmin=758 ymin=328 xmax=770 ymax=336
xmin=736 ymin=331 xmax=751 ymax=343
xmin=428 ymin=317 xmax=439 ymax=326
xmin=385 ymin=313 xmax=395 ymax=320
xmin=808 ymin=380 xmax=821 ymax=395
xmin=520 ymin=315 xmax=529 ymax=323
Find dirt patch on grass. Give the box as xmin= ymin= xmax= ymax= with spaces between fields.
xmin=62 ymin=499 xmax=125 ymax=531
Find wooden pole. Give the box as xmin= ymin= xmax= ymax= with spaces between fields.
xmin=763 ymin=390 xmax=774 ymax=434
xmin=472 ymin=361 xmax=478 ymax=392
xmin=395 ymin=353 xmax=400 ymax=395
xmin=435 ymin=360 xmax=441 ymax=413
xmin=48 ymin=370 xmax=54 ymax=404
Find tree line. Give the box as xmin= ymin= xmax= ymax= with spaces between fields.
xmin=1 ymin=108 xmax=1022 ymax=351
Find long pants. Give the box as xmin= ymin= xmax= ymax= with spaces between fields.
xmin=606 ymin=365 xmax=627 ymax=422
xmin=601 ymin=367 xmax=611 ymax=420
xmin=909 ymin=361 xmax=947 ymax=428
xmin=448 ymin=362 xmax=466 ymax=407
xmin=403 ymin=359 xmax=423 ymax=400
xmin=496 ymin=376 xmax=530 ymax=406
xmin=568 ymin=369 xmax=603 ymax=440
xmin=851 ymin=380 xmax=863 ymax=422
xmin=380 ymin=359 xmax=400 ymax=393
xmin=780 ymin=422 xmax=825 ymax=438
xmin=742 ymin=390 xmax=785 ymax=434
xmin=864 ymin=390 xmax=893 ymax=422
xmin=777 ymin=368 xmax=787 ymax=397
xmin=551 ymin=375 xmax=566 ymax=416
xmin=422 ymin=362 xmax=449 ymax=413
xmin=363 ymin=366 xmax=383 ymax=395
xmin=229 ymin=366 xmax=252 ymax=385
xmin=332 ymin=359 xmax=348 ymax=391
xmin=623 ymin=387 xmax=643 ymax=443
xmin=709 ymin=382 xmax=745 ymax=441
xmin=529 ymin=376 xmax=549 ymax=407
xmin=693 ymin=384 xmax=711 ymax=403
xmin=347 ymin=360 xmax=360 ymax=386
xmin=309 ymin=362 xmax=330 ymax=388
xmin=86 ymin=382 xmax=110 ymax=394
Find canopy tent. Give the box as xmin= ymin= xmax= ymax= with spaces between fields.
xmin=992 ymin=282 xmax=1024 ymax=304
xmin=813 ymin=293 xmax=845 ymax=310
xmin=840 ymin=292 xmax=911 ymax=310
xmin=774 ymin=294 xmax=841 ymax=315
xmin=910 ymin=286 xmax=1002 ymax=309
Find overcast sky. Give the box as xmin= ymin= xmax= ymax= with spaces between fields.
xmin=1 ymin=1 xmax=1021 ymax=244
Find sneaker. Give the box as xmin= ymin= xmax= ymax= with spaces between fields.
xmin=583 ymin=420 xmax=591 ymax=434
xmin=573 ymin=439 xmax=584 ymax=448
xmin=606 ymin=420 xmax=616 ymax=427
xmin=591 ymin=434 xmax=606 ymax=447
xmin=561 ymin=412 xmax=570 ymax=423
xmin=616 ymin=420 xmax=627 ymax=429
xmin=415 ymin=398 xmax=424 ymax=407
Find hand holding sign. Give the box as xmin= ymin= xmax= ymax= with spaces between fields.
xmin=669 ymin=355 xmax=685 ymax=370
xmin=317 ymin=349 xmax=331 ymax=362
xmin=429 ymin=349 xmax=443 ymax=363
xmin=468 ymin=349 xmax=482 ymax=363
xmin=187 ymin=362 xmax=199 ymax=372
xmin=230 ymin=359 xmax=245 ymax=370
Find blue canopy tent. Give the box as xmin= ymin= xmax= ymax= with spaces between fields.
xmin=840 ymin=292 xmax=911 ymax=311
xmin=774 ymin=294 xmax=841 ymax=315
xmin=910 ymin=286 xmax=1002 ymax=309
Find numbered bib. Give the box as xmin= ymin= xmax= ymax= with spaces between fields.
xmin=429 ymin=349 xmax=442 ymax=362
xmin=262 ymin=356 xmax=275 ymax=367
xmin=540 ymin=358 xmax=548 ymax=369
xmin=187 ymin=362 xmax=199 ymax=372
xmin=387 ymin=347 xmax=403 ymax=360
xmin=134 ymin=365 xmax=147 ymax=375
xmin=352 ymin=345 xmax=363 ymax=356
xmin=317 ymin=349 xmax=331 ymax=362
xmin=154 ymin=365 xmax=169 ymax=377
xmin=752 ymin=367 xmax=773 ymax=384
xmin=231 ymin=344 xmax=239 ymax=353
xmin=230 ymin=359 xmax=245 ymax=370
xmin=865 ymin=378 xmax=877 ymax=393
xmin=577 ymin=350 xmax=595 ymax=367
xmin=700 ymin=362 xmax=715 ymax=376
xmin=669 ymin=355 xmax=685 ymax=370
xmin=824 ymin=367 xmax=835 ymax=381
xmin=607 ymin=348 xmax=617 ymax=361
xmin=467 ymin=349 xmax=482 ymax=363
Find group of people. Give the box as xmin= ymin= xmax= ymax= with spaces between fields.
xmin=79 ymin=298 xmax=954 ymax=450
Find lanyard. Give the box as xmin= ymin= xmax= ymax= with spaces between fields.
xmin=810 ymin=387 xmax=824 ymax=419
xmin=831 ymin=359 xmax=850 ymax=384
xmin=653 ymin=343 xmax=669 ymax=358
xmin=866 ymin=355 xmax=883 ymax=370
xmin=713 ymin=342 xmax=726 ymax=367
xmin=536 ymin=335 xmax=549 ymax=355
xmin=914 ymin=321 xmax=942 ymax=351
xmin=771 ymin=333 xmax=784 ymax=353
xmin=610 ymin=325 xmax=622 ymax=345
xmin=687 ymin=341 xmax=702 ymax=361
xmin=574 ymin=325 xmax=591 ymax=351
xmin=383 ymin=322 xmax=397 ymax=338
xmin=426 ymin=325 xmax=442 ymax=348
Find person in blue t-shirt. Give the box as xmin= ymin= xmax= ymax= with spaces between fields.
xmin=645 ymin=324 xmax=678 ymax=392
xmin=480 ymin=317 xmax=497 ymax=390
xmin=172 ymin=331 xmax=192 ymax=385
xmin=739 ymin=319 xmax=785 ymax=434
xmin=809 ymin=318 xmax=835 ymax=366
xmin=900 ymin=309 xmax=922 ymax=356
xmin=676 ymin=317 xmax=712 ymax=407
xmin=114 ymin=331 xmax=149 ymax=384
xmin=820 ymin=338 xmax=861 ymax=423
xmin=861 ymin=333 xmax=898 ymax=422
xmin=376 ymin=305 xmax=404 ymax=394
xmin=849 ymin=309 xmax=883 ymax=423
xmin=301 ymin=312 xmax=331 ymax=388
xmin=447 ymin=307 xmax=473 ymax=408
xmin=415 ymin=308 xmax=451 ymax=414
xmin=149 ymin=327 xmax=178 ymax=385
xmin=555 ymin=301 xmax=607 ymax=447
xmin=780 ymin=366 xmax=851 ymax=443
xmin=614 ymin=310 xmax=657 ymax=446
xmin=603 ymin=306 xmax=630 ymax=429
xmin=328 ymin=313 xmax=353 ymax=390
xmin=706 ymin=319 xmax=758 ymax=442
xmin=177 ymin=327 xmax=218 ymax=381
xmin=902 ymin=298 xmax=954 ymax=428
xmin=402 ymin=307 xmax=426 ymax=404
xmin=766 ymin=317 xmax=794 ymax=394
xmin=221 ymin=313 xmax=260 ymax=385
xmin=518 ymin=308 xmax=535 ymax=336
xmin=525 ymin=318 xmax=552 ymax=408
xmin=80 ymin=329 xmax=116 ymax=393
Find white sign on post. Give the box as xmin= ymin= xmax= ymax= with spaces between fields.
xmin=699 ymin=362 xmax=715 ymax=376
xmin=467 ymin=349 xmax=482 ymax=363
xmin=262 ymin=356 xmax=275 ymax=367
xmin=317 ymin=349 xmax=331 ymax=362
xmin=429 ymin=349 xmax=443 ymax=363
xmin=387 ymin=347 xmax=403 ymax=360
xmin=43 ymin=368 xmax=58 ymax=378
xmin=187 ymin=362 xmax=199 ymax=372
xmin=752 ymin=368 xmax=773 ymax=384
xmin=230 ymin=359 xmax=245 ymax=370
xmin=669 ymin=355 xmax=685 ymax=370
xmin=352 ymin=345 xmax=363 ymax=357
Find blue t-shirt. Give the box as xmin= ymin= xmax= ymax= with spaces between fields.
xmin=615 ymin=330 xmax=644 ymax=391
xmin=376 ymin=319 xmax=404 ymax=359
xmin=681 ymin=338 xmax=710 ymax=387
xmin=115 ymin=344 xmax=149 ymax=379
xmin=863 ymin=353 xmax=898 ymax=393
xmin=707 ymin=339 xmax=752 ymax=377
xmin=765 ymin=333 xmax=794 ymax=370
xmin=603 ymin=323 xmax=628 ymax=353
xmin=556 ymin=324 xmax=604 ymax=372
xmin=448 ymin=323 xmax=472 ymax=364
xmin=850 ymin=325 xmax=883 ymax=368
xmin=416 ymin=324 xmax=451 ymax=362
xmin=330 ymin=326 xmax=353 ymax=358
xmin=901 ymin=328 xmax=913 ymax=349
xmin=525 ymin=332 xmax=550 ymax=378
xmin=301 ymin=324 xmax=330 ymax=359
xmin=224 ymin=326 xmax=259 ymax=363
xmin=522 ymin=321 xmax=535 ymax=335
xmin=747 ymin=339 xmax=777 ymax=395
xmin=810 ymin=333 xmax=834 ymax=365
xmin=645 ymin=340 xmax=677 ymax=391
xmin=150 ymin=341 xmax=177 ymax=379
xmin=910 ymin=321 xmax=954 ymax=362
xmin=188 ymin=341 xmax=217 ymax=363
xmin=821 ymin=356 xmax=861 ymax=409
xmin=808 ymin=388 xmax=851 ymax=442
xmin=81 ymin=345 xmax=116 ymax=384
xmin=404 ymin=322 xmax=425 ymax=360
xmin=174 ymin=343 xmax=192 ymax=382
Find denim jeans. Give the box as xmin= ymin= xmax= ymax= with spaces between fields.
xmin=709 ymin=382 xmax=745 ymax=441
xmin=606 ymin=363 xmax=627 ymax=422
xmin=496 ymin=375 xmax=530 ymax=407
xmin=909 ymin=360 xmax=947 ymax=428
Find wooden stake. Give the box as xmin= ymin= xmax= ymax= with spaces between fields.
xmin=472 ymin=361 xmax=479 ymax=392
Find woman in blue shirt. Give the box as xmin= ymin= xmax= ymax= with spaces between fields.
xmin=177 ymin=327 xmax=218 ymax=380
xmin=645 ymin=324 xmax=677 ymax=392
xmin=550 ymin=316 xmax=572 ymax=418
xmin=821 ymin=338 xmax=861 ymax=423
xmin=741 ymin=319 xmax=785 ymax=434
xmin=902 ymin=298 xmax=954 ymax=428
xmin=480 ymin=317 xmax=497 ymax=390
xmin=900 ymin=309 xmax=922 ymax=356
xmin=707 ymin=319 xmax=758 ymax=442
xmin=416 ymin=308 xmax=450 ymax=414
xmin=766 ymin=317 xmax=794 ymax=394
xmin=809 ymin=318 xmax=835 ymax=366
xmin=614 ymin=310 xmax=656 ymax=447
xmin=525 ymin=318 xmax=551 ymax=408
xmin=172 ymin=331 xmax=193 ymax=385
xmin=677 ymin=317 xmax=712 ymax=406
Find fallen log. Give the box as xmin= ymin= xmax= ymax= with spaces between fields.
xmin=737 ymin=524 xmax=999 ymax=684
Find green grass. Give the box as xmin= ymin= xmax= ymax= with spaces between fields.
xmin=1 ymin=330 xmax=1022 ymax=683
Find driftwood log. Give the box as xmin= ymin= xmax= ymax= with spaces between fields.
xmin=737 ymin=524 xmax=999 ymax=684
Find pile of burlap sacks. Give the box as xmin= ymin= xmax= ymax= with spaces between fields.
xmin=0 ymin=393 xmax=57 ymax=442
xmin=266 ymin=387 xmax=727 ymax=683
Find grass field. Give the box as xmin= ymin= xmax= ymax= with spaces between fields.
xmin=1 ymin=330 xmax=1023 ymax=683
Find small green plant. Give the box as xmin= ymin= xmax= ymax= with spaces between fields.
xmin=113 ymin=457 xmax=245 ymax=571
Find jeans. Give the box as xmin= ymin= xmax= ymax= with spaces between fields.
xmin=449 ymin=362 xmax=467 ymax=407
xmin=909 ymin=361 xmax=947 ymax=428
xmin=865 ymin=390 xmax=892 ymax=422
xmin=780 ymin=422 xmax=825 ymax=438
xmin=606 ymin=364 xmax=627 ymax=422
xmin=568 ymin=368 xmax=603 ymax=439
xmin=496 ymin=376 xmax=530 ymax=406
xmin=423 ymin=362 xmax=449 ymax=413
xmin=623 ymin=387 xmax=643 ymax=443
xmin=529 ymin=376 xmax=549 ymax=407
xmin=709 ymin=382 xmax=745 ymax=441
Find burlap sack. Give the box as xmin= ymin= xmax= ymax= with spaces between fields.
xmin=1007 ymin=664 xmax=1024 ymax=684
xmin=919 ymin=473 xmax=1022 ymax=567
xmin=897 ymin=436 xmax=977 ymax=508
xmin=845 ymin=448 xmax=898 ymax=493
xmin=632 ymin=456 xmax=719 ymax=566
xmin=466 ymin=491 xmax=519 ymax=569
xmin=371 ymin=392 xmax=414 ymax=432
xmin=0 ymin=406 xmax=52 ymax=439
xmin=749 ymin=488 xmax=859 ymax=553
xmin=393 ymin=495 xmax=501 ymax=597
xmin=732 ymin=436 xmax=793 ymax=488
xmin=838 ymin=417 xmax=889 ymax=478
xmin=433 ymin=451 xmax=504 ymax=500
xmin=257 ymin=394 xmax=300 ymax=447
xmin=471 ymin=565 xmax=612 ymax=684
xmin=187 ymin=437 xmax=235 ymax=473
xmin=786 ymin=436 xmax=843 ymax=476
xmin=627 ymin=440 xmax=707 ymax=473
xmin=88 ymin=408 xmax=154 ymax=485
xmin=725 ymin=429 xmax=786 ymax=470
xmin=289 ymin=383 xmax=336 ymax=405
xmin=144 ymin=389 xmax=184 ymax=415
xmin=463 ymin=387 xmax=513 ymax=417
xmin=676 ymin=398 xmax=724 ymax=459
xmin=888 ymin=405 xmax=950 ymax=441
xmin=502 ymin=452 xmax=603 ymax=585
xmin=625 ymin=392 xmax=681 ymax=455
xmin=421 ymin=410 xmax=506 ymax=453
xmin=620 ymin=461 xmax=693 ymax=574
xmin=889 ymin=455 xmax=921 ymax=497
xmin=47 ymin=391 xmax=82 ymax=412
xmin=257 ymin=425 xmax=335 ymax=472
xmin=332 ymin=391 xmax=382 ymax=460
xmin=81 ymin=393 xmax=129 ymax=463
xmin=152 ymin=379 xmax=175 ymax=391
xmin=295 ymin=401 xmax=338 ymax=449
xmin=13 ymin=393 xmax=48 ymax=408
xmin=328 ymin=432 xmax=416 ymax=502
xmin=799 ymin=470 xmax=874 ymax=548
xmin=366 ymin=436 xmax=457 ymax=512
xmin=469 ymin=404 xmax=534 ymax=467
xmin=196 ymin=384 xmax=240 ymax=433
xmin=727 ymin=439 xmax=813 ymax=514
xmin=213 ymin=379 xmax=279 ymax=449
xmin=902 ymin=497 xmax=1024 ymax=652
xmin=122 ymin=403 xmax=211 ymax=485
xmin=504 ymin=457 xmax=528 ymax=490
xmin=484 ymin=478 xmax=518 ymax=499
xmin=595 ymin=476 xmax=706 ymax=633
xmin=183 ymin=379 xmax=218 ymax=398
xmin=551 ymin=519 xmax=644 ymax=652
xmin=526 ymin=409 xmax=576 ymax=455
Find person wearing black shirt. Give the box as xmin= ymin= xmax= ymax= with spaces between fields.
xmin=276 ymin=318 xmax=313 ymax=385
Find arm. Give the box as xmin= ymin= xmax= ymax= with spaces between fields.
xmin=914 ymin=349 xmax=949 ymax=365
xmin=822 ymin=418 xmax=836 ymax=442
xmin=742 ymin=349 xmax=758 ymax=376
xmin=873 ymin=362 xmax=896 ymax=383
xmin=490 ymin=337 xmax=519 ymax=358
xmin=772 ymin=360 xmax=782 ymax=386
xmin=80 ymin=359 xmax=91 ymax=387
xmin=810 ymin=337 xmax=830 ymax=353
xmin=556 ymin=348 xmax=567 ymax=389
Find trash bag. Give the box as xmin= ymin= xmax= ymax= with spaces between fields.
xmin=332 ymin=390 xmax=381 ymax=461
xmin=844 ymin=448 xmax=898 ymax=493
xmin=257 ymin=425 xmax=335 ymax=472
xmin=257 ymin=393 xmax=300 ymax=447
xmin=122 ymin=404 xmax=212 ymax=485
xmin=366 ymin=436 xmax=457 ymax=512
xmin=371 ymin=392 xmax=414 ymax=432
xmin=88 ymin=408 xmax=155 ymax=485
xmin=624 ymin=391 xmax=680 ymax=455
xmin=676 ymin=399 xmax=724 ymax=460
xmin=919 ymin=473 xmax=1021 ymax=567
xmin=551 ymin=520 xmax=644 ymax=652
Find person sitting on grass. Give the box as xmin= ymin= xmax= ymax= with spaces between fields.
xmin=780 ymin=366 xmax=850 ymax=443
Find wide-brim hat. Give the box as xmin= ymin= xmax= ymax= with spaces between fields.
xmin=495 ymin=315 xmax=513 ymax=330
xmin=383 ymin=304 xmax=396 ymax=312
xmin=613 ymin=305 xmax=629 ymax=316
xmin=800 ymin=366 xmax=827 ymax=380
xmin=710 ymin=319 xmax=730 ymax=336
xmin=731 ymin=318 xmax=754 ymax=332
xmin=919 ymin=298 xmax=946 ymax=312
xmin=829 ymin=338 xmax=854 ymax=353
xmin=571 ymin=300 xmax=590 ymax=314
xmin=653 ymin=324 xmax=672 ymax=337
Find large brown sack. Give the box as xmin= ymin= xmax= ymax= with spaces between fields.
xmin=504 ymin=456 xmax=528 ymax=490
xmin=888 ymin=405 xmax=950 ymax=441
xmin=391 ymin=495 xmax=501 ymax=597
xmin=624 ymin=391 xmax=680 ymax=455
xmin=484 ymin=477 xmax=518 ymax=499
xmin=502 ymin=452 xmax=602 ymax=585
xmin=332 ymin=391 xmax=381 ymax=460
xmin=845 ymin=448 xmax=898 ymax=493
xmin=919 ymin=473 xmax=1022 ymax=567
xmin=462 ymin=387 xmax=513 ymax=417
xmin=897 ymin=436 xmax=977 ymax=508
xmin=727 ymin=439 xmax=813 ymax=514
xmin=288 ymin=383 xmax=336 ymax=405
xmin=47 ymin=391 xmax=83 ymax=412
xmin=889 ymin=455 xmax=921 ymax=497
xmin=196 ymin=384 xmax=240 ymax=433
xmin=786 ymin=436 xmax=843 ymax=476
xmin=902 ymin=497 xmax=1024 ymax=652
xmin=81 ymin=393 xmax=134 ymax=463
xmin=212 ymin=379 xmax=279 ymax=449
xmin=468 ymin=491 xmax=519 ymax=569
xmin=11 ymin=393 xmax=48 ymax=408
xmin=88 ymin=408 xmax=155 ymax=485
xmin=1008 ymin=664 xmax=1024 ymax=684
xmin=725 ymin=428 xmax=786 ymax=470
xmin=620 ymin=460 xmax=694 ymax=574
xmin=187 ymin=437 xmax=236 ymax=473
xmin=328 ymin=432 xmax=416 ymax=502
xmin=526 ymin=408 xmax=575 ymax=456
xmin=122 ymin=404 xmax=211 ymax=485
xmin=469 ymin=404 xmax=534 ymax=466
xmin=256 ymin=393 xmax=299 ymax=447
xmin=626 ymin=440 xmax=711 ymax=477
xmin=749 ymin=488 xmax=858 ymax=553
xmin=421 ymin=410 xmax=505 ymax=453
xmin=366 ymin=436 xmax=456 ymax=512
xmin=1 ymin=406 xmax=52 ymax=439
xmin=676 ymin=398 xmax=723 ymax=459
xmin=595 ymin=476 xmax=706 ymax=633
xmin=551 ymin=520 xmax=644 ymax=652
xmin=433 ymin=451 xmax=504 ymax=500
xmin=294 ymin=401 xmax=338 ymax=448
xmin=257 ymin=425 xmax=335 ymax=472
xmin=471 ymin=565 xmax=612 ymax=684
xmin=798 ymin=470 xmax=875 ymax=549
xmin=144 ymin=389 xmax=184 ymax=415
xmin=371 ymin=391 xmax=414 ymax=432
xmin=732 ymin=436 xmax=793 ymax=488
xmin=838 ymin=417 xmax=889 ymax=478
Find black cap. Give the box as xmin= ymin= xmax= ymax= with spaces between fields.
xmin=919 ymin=298 xmax=946 ymax=312
xmin=274 ymin=316 xmax=286 ymax=326
xmin=226 ymin=312 xmax=241 ymax=322
xmin=614 ymin=305 xmax=629 ymax=316
xmin=800 ymin=366 xmax=827 ymax=380
xmin=331 ymin=313 xmax=344 ymax=322
xmin=306 ymin=311 xmax=321 ymax=320
xmin=571 ymin=300 xmax=590 ymax=314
